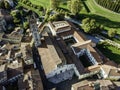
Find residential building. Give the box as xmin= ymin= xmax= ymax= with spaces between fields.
xmin=0 ymin=42 xmax=21 ymax=64
xmin=0 ymin=64 xmax=7 ymax=84
xmin=21 ymin=44 xmax=33 ymax=65
xmin=0 ymin=28 xmax=23 ymax=43
xmin=18 ymin=69 xmax=43 ymax=90
xmin=100 ymin=64 xmax=120 ymax=80
xmin=71 ymin=80 xmax=115 ymax=90
xmin=6 ymin=61 xmax=23 ymax=84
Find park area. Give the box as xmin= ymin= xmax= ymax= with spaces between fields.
xmin=29 ymin=0 xmax=50 ymax=8
xmin=97 ymin=44 xmax=120 ymax=64
xmin=29 ymin=0 xmax=120 ymax=33
xmin=81 ymin=0 xmax=120 ymax=34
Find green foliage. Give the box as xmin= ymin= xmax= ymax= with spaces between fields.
xmin=44 ymin=9 xmax=51 ymax=22
xmin=50 ymin=0 xmax=60 ymax=9
xmin=108 ymin=28 xmax=117 ymax=38
xmin=23 ymin=21 xmax=29 ymax=30
xmin=39 ymin=6 xmax=44 ymax=11
xmin=0 ymin=0 xmax=11 ymax=9
xmin=13 ymin=18 xmax=21 ymax=24
xmin=0 ymin=1 xmax=5 ymax=8
xmin=48 ymin=13 xmax=65 ymax=21
xmin=4 ymin=1 xmax=11 ymax=9
xmin=67 ymin=0 xmax=82 ymax=15
xmin=44 ymin=9 xmax=65 ymax=22
xmin=82 ymin=18 xmax=101 ymax=34
xmin=67 ymin=1 xmax=71 ymax=11
xmin=22 ymin=0 xmax=27 ymax=3
xmin=11 ymin=10 xmax=21 ymax=24
xmin=97 ymin=42 xmax=120 ymax=63
xmin=19 ymin=0 xmax=44 ymax=16
xmin=26 ymin=1 xmax=31 ymax=6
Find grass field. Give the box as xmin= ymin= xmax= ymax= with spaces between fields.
xmin=29 ymin=0 xmax=50 ymax=8
xmin=85 ymin=0 xmax=120 ymax=22
xmin=81 ymin=0 xmax=120 ymax=34
xmin=29 ymin=0 xmax=68 ymax=9
xmin=29 ymin=0 xmax=120 ymax=34
xmin=97 ymin=44 xmax=120 ymax=63
xmin=29 ymin=0 xmax=120 ymax=21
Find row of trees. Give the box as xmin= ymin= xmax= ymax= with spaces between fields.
xmin=95 ymin=0 xmax=120 ymax=13
xmin=50 ymin=0 xmax=83 ymax=16
xmin=10 ymin=10 xmax=22 ymax=24
xmin=44 ymin=9 xmax=65 ymax=22
xmin=81 ymin=18 xmax=117 ymax=38
xmin=67 ymin=0 xmax=82 ymax=15
xmin=108 ymin=29 xmax=117 ymax=38
xmin=10 ymin=8 xmax=29 ymax=30
xmin=20 ymin=0 xmax=44 ymax=12
xmin=50 ymin=0 xmax=60 ymax=9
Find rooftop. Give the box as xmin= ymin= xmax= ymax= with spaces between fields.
xmin=7 ymin=61 xmax=23 ymax=79
xmin=38 ymin=33 xmax=64 ymax=75
xmin=72 ymin=79 xmax=114 ymax=90
xmin=18 ymin=69 xmax=43 ymax=90
xmin=52 ymin=21 xmax=70 ymax=29
xmin=20 ymin=43 xmax=33 ymax=64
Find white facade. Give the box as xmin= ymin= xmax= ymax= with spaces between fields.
xmin=100 ymin=67 xmax=108 ymax=78
xmin=72 ymin=48 xmax=98 ymax=65
xmin=47 ymin=24 xmax=56 ymax=36
xmin=47 ymin=64 xmax=80 ymax=84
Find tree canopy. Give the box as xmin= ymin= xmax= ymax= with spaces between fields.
xmin=82 ymin=18 xmax=101 ymax=34
xmin=108 ymin=28 xmax=117 ymax=38
xmin=67 ymin=0 xmax=82 ymax=15
xmin=50 ymin=0 xmax=60 ymax=9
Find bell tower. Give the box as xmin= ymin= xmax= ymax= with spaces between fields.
xmin=29 ymin=13 xmax=41 ymax=47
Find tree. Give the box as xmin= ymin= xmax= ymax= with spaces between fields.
xmin=68 ymin=0 xmax=82 ymax=15
xmin=11 ymin=10 xmax=21 ymax=24
xmin=82 ymin=18 xmax=100 ymax=33
xmin=50 ymin=0 xmax=60 ymax=9
xmin=67 ymin=1 xmax=71 ymax=11
xmin=23 ymin=21 xmax=29 ymax=30
xmin=4 ymin=1 xmax=11 ymax=9
xmin=48 ymin=13 xmax=65 ymax=21
xmin=0 ymin=1 xmax=5 ymax=8
xmin=108 ymin=29 xmax=117 ymax=38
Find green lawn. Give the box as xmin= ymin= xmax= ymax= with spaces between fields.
xmin=29 ymin=0 xmax=50 ymax=8
xmin=85 ymin=0 xmax=120 ymax=22
xmin=82 ymin=0 xmax=120 ymax=34
xmin=29 ymin=0 xmax=68 ymax=9
xmin=29 ymin=0 xmax=120 ymax=34
xmin=97 ymin=44 xmax=120 ymax=63
xmin=29 ymin=0 xmax=120 ymax=22
xmin=18 ymin=2 xmax=42 ymax=16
